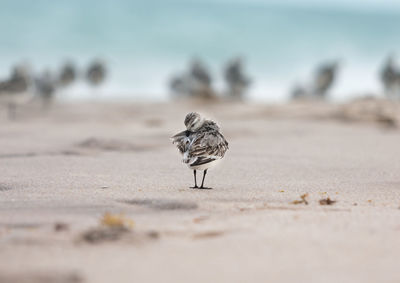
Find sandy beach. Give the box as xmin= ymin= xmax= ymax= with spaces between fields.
xmin=1 ymin=100 xmax=400 ymax=283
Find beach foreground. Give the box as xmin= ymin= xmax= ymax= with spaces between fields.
xmin=0 ymin=100 xmax=400 ymax=283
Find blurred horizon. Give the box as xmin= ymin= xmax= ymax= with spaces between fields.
xmin=1 ymin=0 xmax=400 ymax=102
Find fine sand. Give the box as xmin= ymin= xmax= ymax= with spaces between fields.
xmin=0 ymin=99 xmax=400 ymax=283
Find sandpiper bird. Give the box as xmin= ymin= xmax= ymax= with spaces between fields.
xmin=312 ymin=61 xmax=340 ymax=98
xmin=0 ymin=64 xmax=32 ymax=119
xmin=224 ymin=57 xmax=251 ymax=99
xmin=171 ymin=112 xmax=229 ymax=189
xmin=380 ymin=55 xmax=400 ymax=99
xmin=58 ymin=61 xmax=76 ymax=88
xmin=34 ymin=70 xmax=56 ymax=107
xmin=86 ymin=59 xmax=106 ymax=87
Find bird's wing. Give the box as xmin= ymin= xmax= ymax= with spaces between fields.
xmin=190 ymin=156 xmax=217 ymax=166
xmin=171 ymin=130 xmax=190 ymax=154
xmin=189 ymin=130 xmax=229 ymax=159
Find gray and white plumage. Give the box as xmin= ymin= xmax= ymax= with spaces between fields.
xmin=58 ymin=61 xmax=76 ymax=87
xmin=86 ymin=59 xmax=106 ymax=87
xmin=171 ymin=112 xmax=229 ymax=171
xmin=313 ymin=61 xmax=339 ymax=97
xmin=380 ymin=55 xmax=400 ymax=98
xmin=224 ymin=57 xmax=251 ymax=99
xmin=0 ymin=64 xmax=33 ymax=119
xmin=34 ymin=70 xmax=56 ymax=103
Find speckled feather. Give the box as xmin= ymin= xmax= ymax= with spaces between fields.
xmin=171 ymin=120 xmax=229 ymax=165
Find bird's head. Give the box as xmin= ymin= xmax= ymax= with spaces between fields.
xmin=184 ymin=112 xmax=204 ymax=132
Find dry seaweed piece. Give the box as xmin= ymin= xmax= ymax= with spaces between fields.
xmin=291 ymin=193 xmax=309 ymax=205
xmin=100 ymin=212 xmax=134 ymax=229
xmin=319 ymin=198 xmax=337 ymax=205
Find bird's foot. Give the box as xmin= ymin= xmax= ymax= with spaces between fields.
xmin=190 ymin=186 xmax=199 ymax=189
xmin=199 ymin=186 xmax=213 ymax=190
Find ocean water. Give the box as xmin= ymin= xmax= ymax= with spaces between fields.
xmin=1 ymin=0 xmax=400 ymax=101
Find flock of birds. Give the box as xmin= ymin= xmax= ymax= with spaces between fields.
xmin=1 ymin=54 xmax=399 ymax=120
xmin=292 ymin=55 xmax=400 ymax=100
xmin=0 ymin=59 xmax=107 ymax=119
xmin=169 ymin=57 xmax=251 ymax=100
xmin=169 ymin=55 xmax=400 ymax=101
xmin=290 ymin=60 xmax=340 ymax=100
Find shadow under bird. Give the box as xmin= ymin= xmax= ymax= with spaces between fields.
xmin=171 ymin=112 xmax=229 ymax=189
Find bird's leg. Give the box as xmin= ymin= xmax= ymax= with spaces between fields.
xmin=190 ymin=170 xmax=198 ymax=188
xmin=200 ymin=169 xmax=207 ymax=189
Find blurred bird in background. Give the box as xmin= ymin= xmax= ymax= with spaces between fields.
xmin=0 ymin=63 xmax=32 ymax=119
xmin=170 ymin=58 xmax=216 ymax=100
xmin=224 ymin=57 xmax=251 ymax=100
xmin=380 ymin=55 xmax=400 ymax=99
xmin=291 ymin=60 xmax=340 ymax=101
xmin=58 ymin=61 xmax=77 ymax=88
xmin=86 ymin=59 xmax=107 ymax=88
xmin=312 ymin=60 xmax=340 ymax=98
xmin=34 ymin=70 xmax=56 ymax=108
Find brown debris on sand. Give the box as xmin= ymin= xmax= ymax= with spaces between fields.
xmin=54 ymin=222 xmax=69 ymax=232
xmin=144 ymin=118 xmax=163 ymax=127
xmin=79 ymin=213 xmax=158 ymax=244
xmin=291 ymin=193 xmax=309 ymax=205
xmin=319 ymin=198 xmax=337 ymax=205
xmin=81 ymin=226 xmax=130 ymax=244
xmin=80 ymin=213 xmax=134 ymax=244
xmin=337 ymin=97 xmax=400 ymax=128
xmin=192 ymin=231 xmax=225 ymax=239
xmin=193 ymin=216 xmax=209 ymax=223
xmin=100 ymin=213 xmax=135 ymax=229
